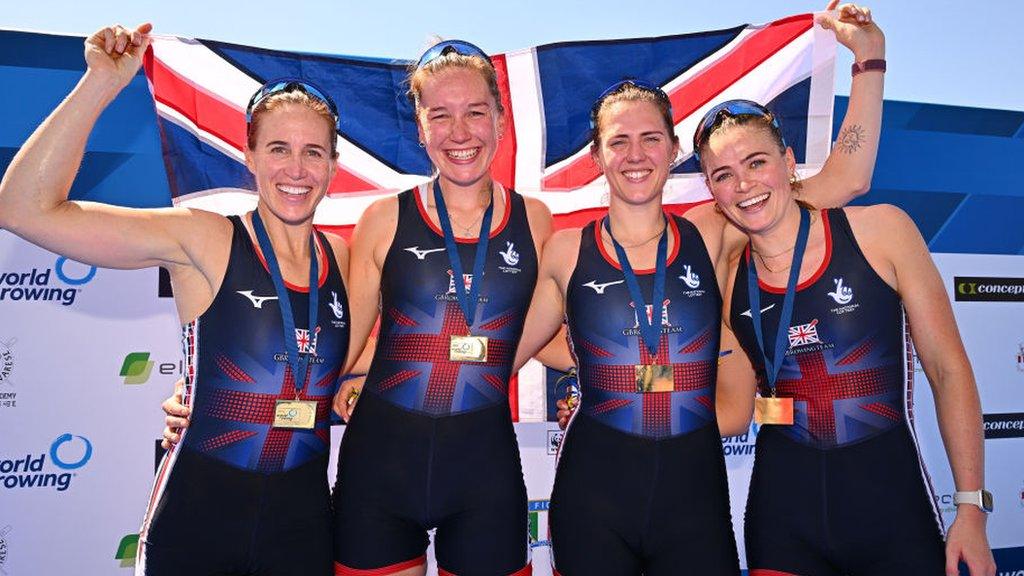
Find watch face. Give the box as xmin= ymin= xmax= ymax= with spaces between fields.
xmin=981 ymin=490 xmax=994 ymax=512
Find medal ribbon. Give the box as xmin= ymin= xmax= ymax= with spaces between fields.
xmin=747 ymin=207 xmax=811 ymax=396
xmin=604 ymin=215 xmax=668 ymax=357
xmin=252 ymin=210 xmax=319 ymax=396
xmin=433 ymin=179 xmax=494 ymax=331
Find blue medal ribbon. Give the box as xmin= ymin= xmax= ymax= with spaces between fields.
xmin=604 ymin=215 xmax=668 ymax=357
xmin=433 ymin=180 xmax=494 ymax=332
xmin=251 ymin=210 xmax=319 ymax=396
xmin=746 ymin=207 xmax=811 ymax=396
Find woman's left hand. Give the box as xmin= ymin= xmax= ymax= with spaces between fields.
xmin=945 ymin=506 xmax=997 ymax=576
xmin=817 ymin=1 xmax=885 ymax=61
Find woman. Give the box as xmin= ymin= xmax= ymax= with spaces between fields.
xmin=514 ymin=4 xmax=887 ymax=574
xmin=0 ymin=25 xmax=350 ymax=576
xmin=694 ymin=103 xmax=996 ymax=576
xmin=331 ymin=40 xmax=551 ymax=576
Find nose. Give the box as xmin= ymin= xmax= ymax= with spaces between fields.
xmin=285 ymin=152 xmax=307 ymax=179
xmin=450 ymin=115 xmax=471 ymax=142
xmin=625 ymin=140 xmax=644 ymax=163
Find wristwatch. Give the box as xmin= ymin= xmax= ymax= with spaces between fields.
xmin=953 ymin=489 xmax=994 ymax=513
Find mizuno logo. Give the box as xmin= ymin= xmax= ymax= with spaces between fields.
xmin=404 ymin=246 xmax=446 ymax=260
xmin=583 ymin=280 xmax=624 ymax=294
xmin=740 ymin=303 xmax=776 ymax=318
xmin=237 ymin=290 xmax=278 ymax=309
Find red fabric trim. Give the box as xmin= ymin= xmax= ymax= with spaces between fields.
xmin=247 ymin=218 xmax=331 ymax=292
xmin=757 ymin=209 xmax=832 ymax=294
xmin=334 ymin=556 xmax=426 ymax=575
xmin=414 ymin=184 xmax=513 ymax=243
xmin=594 ymin=211 xmax=682 ymax=273
xmin=542 ymin=15 xmax=814 ymax=190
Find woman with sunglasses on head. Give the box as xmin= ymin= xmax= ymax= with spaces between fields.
xmin=513 ymin=3 xmax=888 ymax=574
xmin=692 ymin=36 xmax=996 ymax=576
xmin=330 ymin=40 xmax=550 ymax=576
xmin=0 ymin=24 xmax=350 ymax=576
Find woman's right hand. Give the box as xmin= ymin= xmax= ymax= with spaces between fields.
xmin=555 ymin=398 xmax=576 ymax=431
xmin=817 ymin=1 xmax=885 ymax=61
xmin=333 ymin=376 xmax=365 ymax=423
xmin=160 ymin=378 xmax=190 ymax=449
xmin=84 ymin=23 xmax=153 ymax=91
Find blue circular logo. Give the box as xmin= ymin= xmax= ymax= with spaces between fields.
xmin=55 ymin=257 xmax=97 ymax=286
xmin=49 ymin=434 xmax=93 ymax=470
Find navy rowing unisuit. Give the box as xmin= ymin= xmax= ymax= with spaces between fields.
xmin=730 ymin=209 xmax=944 ymax=576
xmin=138 ymin=215 xmax=349 ymax=576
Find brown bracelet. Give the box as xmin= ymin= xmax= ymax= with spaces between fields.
xmin=852 ymin=59 xmax=886 ymax=76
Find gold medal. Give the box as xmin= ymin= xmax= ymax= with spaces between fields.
xmin=754 ymin=396 xmax=794 ymax=425
xmin=635 ymin=364 xmax=674 ymax=393
xmin=273 ymin=399 xmax=317 ymax=429
xmin=449 ymin=335 xmax=488 ymax=362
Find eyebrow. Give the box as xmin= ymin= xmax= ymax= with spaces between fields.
xmin=264 ymin=140 xmax=328 ymax=152
xmin=709 ymin=151 xmax=767 ymax=178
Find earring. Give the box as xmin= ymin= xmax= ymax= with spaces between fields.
xmin=418 ymin=141 xmax=425 ymax=148
xmin=713 ymin=202 xmax=722 ymax=214
xmin=789 ymin=173 xmax=799 ymax=186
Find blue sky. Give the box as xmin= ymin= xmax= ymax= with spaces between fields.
xmin=5 ymin=0 xmax=1020 ymax=110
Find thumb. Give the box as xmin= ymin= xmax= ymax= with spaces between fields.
xmin=824 ymin=0 xmax=839 ymax=10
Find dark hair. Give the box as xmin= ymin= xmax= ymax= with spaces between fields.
xmin=590 ymin=82 xmax=677 ymax=148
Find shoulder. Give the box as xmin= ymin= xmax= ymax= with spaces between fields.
xmin=521 ymin=194 xmax=552 ymax=223
xmin=320 ymin=229 xmax=350 ymax=271
xmin=545 ymin=227 xmax=583 ymax=256
xmin=353 ymin=195 xmax=399 ymax=238
xmin=843 ymin=204 xmax=916 ymax=238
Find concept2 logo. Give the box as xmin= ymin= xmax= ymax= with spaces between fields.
xmin=0 ymin=257 xmax=97 ymax=306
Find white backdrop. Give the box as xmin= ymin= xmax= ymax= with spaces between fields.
xmin=2 ymin=225 xmax=1022 ymax=574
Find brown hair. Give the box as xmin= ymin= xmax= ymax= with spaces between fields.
xmin=246 ymin=90 xmax=338 ymax=158
xmin=700 ymin=115 xmax=810 ymax=200
xmin=407 ymin=47 xmax=504 ymax=116
xmin=590 ymin=83 xmax=678 ymax=148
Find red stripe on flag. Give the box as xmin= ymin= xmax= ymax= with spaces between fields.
xmin=146 ymin=53 xmax=378 ymax=193
xmin=541 ymin=14 xmax=814 ymax=190
xmin=491 ymin=54 xmax=518 ymax=191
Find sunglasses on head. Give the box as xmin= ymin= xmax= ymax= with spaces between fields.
xmin=692 ymin=99 xmax=785 ymax=165
xmin=416 ymin=40 xmax=490 ymax=69
xmin=245 ymin=79 xmax=339 ymax=126
xmin=589 ymin=79 xmax=672 ymax=129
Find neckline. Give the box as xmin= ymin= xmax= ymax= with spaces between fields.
xmin=414 ymin=181 xmax=512 ymax=243
xmin=242 ymin=214 xmax=329 ymax=293
xmin=746 ymin=209 xmax=832 ymax=294
xmin=594 ymin=213 xmax=681 ymax=274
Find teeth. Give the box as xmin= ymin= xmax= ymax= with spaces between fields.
xmin=622 ymin=170 xmax=651 ymax=181
xmin=738 ymin=193 xmax=770 ymax=208
xmin=446 ymin=148 xmax=479 ymax=161
xmin=277 ymin=185 xmax=311 ymax=196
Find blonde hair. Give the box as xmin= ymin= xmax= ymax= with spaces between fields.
xmin=246 ymin=90 xmax=338 ymax=158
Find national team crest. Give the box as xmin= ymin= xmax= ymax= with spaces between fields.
xmin=788 ymin=319 xmax=821 ymax=347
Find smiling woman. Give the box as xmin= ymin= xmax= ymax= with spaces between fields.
xmin=0 ymin=24 xmax=352 ymax=576
xmin=331 ymin=39 xmax=552 ymax=576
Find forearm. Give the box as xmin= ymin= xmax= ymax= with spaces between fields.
xmin=0 ymin=70 xmax=120 ymax=233
xmin=532 ymin=325 xmax=574 ymax=372
xmin=932 ymin=365 xmax=986 ymax=493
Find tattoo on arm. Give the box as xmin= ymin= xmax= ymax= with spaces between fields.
xmin=836 ymin=124 xmax=866 ymax=154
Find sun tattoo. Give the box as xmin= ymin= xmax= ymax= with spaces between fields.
xmin=836 ymin=124 xmax=866 ymax=154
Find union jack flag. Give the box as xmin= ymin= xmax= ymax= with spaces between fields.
xmin=788 ymin=319 xmax=822 ymax=347
xmin=295 ymin=326 xmax=319 ymax=355
xmin=143 ymin=12 xmax=837 ymax=235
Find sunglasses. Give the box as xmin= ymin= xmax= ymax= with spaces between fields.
xmin=245 ymin=79 xmax=339 ymax=126
xmin=590 ymin=79 xmax=673 ymax=129
xmin=692 ymin=99 xmax=785 ymax=164
xmin=416 ymin=40 xmax=490 ymax=69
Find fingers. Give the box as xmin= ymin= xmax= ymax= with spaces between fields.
xmin=824 ymin=0 xmax=839 ymax=10
xmin=837 ymin=3 xmax=872 ymax=24
xmin=162 ymin=426 xmax=181 ymax=449
xmin=92 ymin=23 xmax=152 ymax=57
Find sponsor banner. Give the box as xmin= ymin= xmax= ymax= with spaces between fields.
xmin=0 ymin=433 xmax=93 ymax=492
xmin=984 ymin=413 xmax=1024 ymax=440
xmin=995 ymin=546 xmax=1024 ymax=575
xmin=954 ymin=276 xmax=1024 ymax=302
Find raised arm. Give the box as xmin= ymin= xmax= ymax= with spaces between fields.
xmin=801 ymin=1 xmax=885 ymax=207
xmin=0 ymin=24 xmax=216 ymax=272
xmin=857 ymin=205 xmax=994 ymax=576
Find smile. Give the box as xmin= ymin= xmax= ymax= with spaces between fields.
xmin=738 ymin=192 xmax=770 ymax=209
xmin=277 ymin=184 xmax=312 ymax=196
xmin=445 ymin=147 xmax=481 ymax=162
xmin=622 ymin=169 xmax=652 ymax=182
